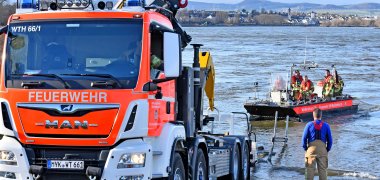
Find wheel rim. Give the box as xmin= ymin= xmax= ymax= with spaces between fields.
xmin=198 ymin=162 xmax=204 ymax=180
xmin=233 ymin=150 xmax=239 ymax=180
xmin=174 ymin=168 xmax=182 ymax=180
xmin=243 ymin=145 xmax=249 ymax=179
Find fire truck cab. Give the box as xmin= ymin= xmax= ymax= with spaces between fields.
xmin=0 ymin=0 xmax=257 ymax=179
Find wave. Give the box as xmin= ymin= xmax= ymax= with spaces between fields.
xmin=343 ymin=172 xmax=379 ymax=179
xmin=270 ymin=166 xmax=379 ymax=179
xmin=358 ymin=100 xmax=380 ymax=112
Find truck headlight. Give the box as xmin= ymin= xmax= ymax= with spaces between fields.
xmin=0 ymin=151 xmax=17 ymax=166
xmin=117 ymin=153 xmax=145 ymax=168
xmin=0 ymin=171 xmax=16 ymax=179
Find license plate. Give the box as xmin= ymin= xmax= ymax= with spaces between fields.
xmin=47 ymin=160 xmax=84 ymax=170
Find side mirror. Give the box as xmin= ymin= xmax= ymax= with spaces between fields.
xmin=0 ymin=26 xmax=7 ymax=35
xmin=163 ymin=32 xmax=181 ymax=78
xmin=143 ymin=82 xmax=158 ymax=92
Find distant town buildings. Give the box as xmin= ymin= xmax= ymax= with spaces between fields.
xmin=287 ymin=8 xmax=320 ymax=26
xmin=176 ymin=8 xmax=379 ymax=27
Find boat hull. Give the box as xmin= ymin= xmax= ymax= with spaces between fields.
xmin=244 ymin=99 xmax=358 ymax=121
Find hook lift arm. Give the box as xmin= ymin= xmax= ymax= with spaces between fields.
xmin=145 ymin=0 xmax=192 ymax=48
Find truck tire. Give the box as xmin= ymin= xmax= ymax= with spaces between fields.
xmin=241 ymin=142 xmax=250 ymax=180
xmin=229 ymin=144 xmax=241 ymax=180
xmin=169 ymin=152 xmax=185 ymax=180
xmin=194 ymin=149 xmax=208 ymax=180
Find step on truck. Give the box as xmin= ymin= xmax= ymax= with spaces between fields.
xmin=0 ymin=0 xmax=257 ymax=179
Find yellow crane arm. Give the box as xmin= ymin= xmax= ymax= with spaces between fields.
xmin=199 ymin=51 xmax=215 ymax=111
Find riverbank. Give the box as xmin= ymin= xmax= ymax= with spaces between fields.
xmin=181 ymin=23 xmax=379 ymax=28
xmin=181 ymin=23 xmax=319 ymax=27
xmin=177 ymin=10 xmax=380 ymax=28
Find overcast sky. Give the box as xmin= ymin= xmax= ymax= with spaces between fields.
xmin=190 ymin=0 xmax=380 ymax=5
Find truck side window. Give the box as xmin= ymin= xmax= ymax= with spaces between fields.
xmin=150 ymin=30 xmax=164 ymax=79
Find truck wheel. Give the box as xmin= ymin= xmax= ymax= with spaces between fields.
xmin=229 ymin=144 xmax=241 ymax=180
xmin=194 ymin=149 xmax=208 ymax=180
xmin=169 ymin=152 xmax=185 ymax=180
xmin=241 ymin=142 xmax=250 ymax=180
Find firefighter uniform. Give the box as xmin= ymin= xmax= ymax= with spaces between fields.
xmin=299 ymin=78 xmax=314 ymax=101
xmin=334 ymin=77 xmax=344 ymax=96
xmin=291 ymin=70 xmax=303 ymax=101
xmin=323 ymin=77 xmax=335 ymax=98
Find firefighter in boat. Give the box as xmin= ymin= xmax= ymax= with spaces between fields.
xmin=323 ymin=70 xmax=334 ymax=99
xmin=324 ymin=70 xmax=332 ymax=84
xmin=291 ymin=70 xmax=303 ymax=101
xmin=333 ymin=70 xmax=344 ymax=96
xmin=299 ymin=75 xmax=314 ymax=101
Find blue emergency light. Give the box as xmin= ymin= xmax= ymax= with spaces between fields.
xmin=127 ymin=0 xmax=143 ymax=6
xmin=19 ymin=0 xmax=38 ymax=9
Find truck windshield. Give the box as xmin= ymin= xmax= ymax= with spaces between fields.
xmin=5 ymin=19 xmax=143 ymax=89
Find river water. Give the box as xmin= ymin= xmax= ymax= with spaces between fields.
xmin=182 ymin=26 xmax=380 ymax=179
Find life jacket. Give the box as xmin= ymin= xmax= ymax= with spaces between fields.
xmin=294 ymin=76 xmax=302 ymax=85
xmin=301 ymin=80 xmax=313 ymax=91
xmin=313 ymin=121 xmax=324 ymax=140
xmin=292 ymin=75 xmax=303 ymax=90
xmin=324 ymin=75 xmax=332 ymax=84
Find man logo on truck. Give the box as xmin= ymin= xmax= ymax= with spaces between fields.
xmin=45 ymin=120 xmax=88 ymax=129
xmin=61 ymin=105 xmax=74 ymax=112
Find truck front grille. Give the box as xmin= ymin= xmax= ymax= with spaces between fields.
xmin=25 ymin=146 xmax=110 ymax=180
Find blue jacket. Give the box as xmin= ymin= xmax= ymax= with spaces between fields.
xmin=302 ymin=120 xmax=333 ymax=152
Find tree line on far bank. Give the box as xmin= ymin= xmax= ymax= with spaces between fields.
xmin=177 ymin=10 xmax=289 ymax=26
xmin=322 ymin=18 xmax=380 ymax=27
xmin=176 ymin=9 xmax=380 ymax=27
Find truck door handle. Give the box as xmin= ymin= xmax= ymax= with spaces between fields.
xmin=166 ymin=101 xmax=170 ymax=114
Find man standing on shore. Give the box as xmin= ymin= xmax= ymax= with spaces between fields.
xmin=302 ymin=108 xmax=333 ymax=180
